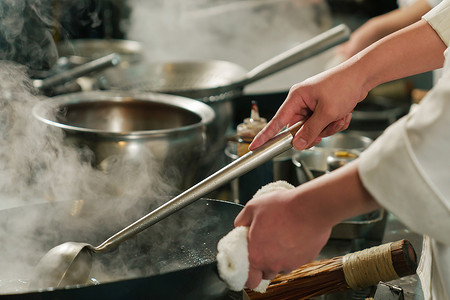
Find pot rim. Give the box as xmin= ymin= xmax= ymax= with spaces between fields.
xmin=32 ymin=90 xmax=216 ymax=137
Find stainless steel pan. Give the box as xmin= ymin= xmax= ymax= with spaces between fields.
xmin=99 ymin=24 xmax=350 ymax=101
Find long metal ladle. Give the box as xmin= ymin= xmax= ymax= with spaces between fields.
xmin=32 ymin=122 xmax=304 ymax=289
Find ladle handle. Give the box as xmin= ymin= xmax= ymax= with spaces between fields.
xmin=95 ymin=121 xmax=304 ymax=252
xmin=236 ymin=24 xmax=350 ymax=87
xmin=33 ymin=53 xmax=121 ymax=90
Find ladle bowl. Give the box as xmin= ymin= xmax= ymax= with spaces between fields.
xmin=33 ymin=242 xmax=92 ymax=288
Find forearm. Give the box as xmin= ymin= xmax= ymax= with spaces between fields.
xmin=354 ymin=19 xmax=446 ymax=92
xmin=292 ymin=161 xmax=380 ymax=227
xmin=369 ymin=0 xmax=432 ymax=39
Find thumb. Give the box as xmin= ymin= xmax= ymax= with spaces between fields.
xmin=234 ymin=207 xmax=253 ymax=228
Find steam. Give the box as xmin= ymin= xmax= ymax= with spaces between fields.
xmin=127 ymin=0 xmax=334 ymax=92
xmin=0 ymin=0 xmax=336 ymax=294
xmin=0 ymin=2 xmax=187 ymax=293
xmin=0 ymin=60 xmax=179 ymax=291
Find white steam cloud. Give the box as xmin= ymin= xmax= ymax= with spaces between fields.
xmin=127 ymin=0 xmax=334 ymax=92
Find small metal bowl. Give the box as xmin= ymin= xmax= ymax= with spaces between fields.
xmin=314 ymin=132 xmax=373 ymax=153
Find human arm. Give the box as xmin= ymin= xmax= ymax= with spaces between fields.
xmin=234 ymin=162 xmax=380 ymax=289
xmin=249 ymin=19 xmax=446 ymax=151
xmin=337 ymin=0 xmax=433 ymax=59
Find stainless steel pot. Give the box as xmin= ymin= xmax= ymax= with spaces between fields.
xmin=97 ymin=25 xmax=351 ymax=175
xmin=56 ymin=39 xmax=145 ymax=67
xmin=32 ymin=91 xmax=215 ymax=189
xmin=347 ymin=94 xmax=410 ymax=140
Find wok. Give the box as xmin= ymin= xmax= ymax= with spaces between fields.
xmin=0 ymin=198 xmax=242 ymax=299
xmin=98 ymin=24 xmax=350 ymax=101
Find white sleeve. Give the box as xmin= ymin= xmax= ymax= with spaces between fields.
xmin=358 ymin=56 xmax=450 ymax=245
xmin=423 ymin=0 xmax=450 ymax=45
xmin=427 ymin=0 xmax=443 ymax=8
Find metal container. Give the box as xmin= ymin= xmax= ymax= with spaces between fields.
xmin=314 ymin=132 xmax=373 ymax=153
xmin=347 ymin=94 xmax=410 ymax=140
xmin=32 ymin=91 xmax=215 ymax=190
xmin=292 ymin=149 xmax=329 ymax=184
xmin=56 ymin=39 xmax=145 ymax=67
xmin=291 ymin=133 xmax=386 ymax=240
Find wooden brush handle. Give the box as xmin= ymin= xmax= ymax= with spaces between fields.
xmin=246 ymin=239 xmax=417 ymax=300
xmin=341 ymin=239 xmax=416 ymax=290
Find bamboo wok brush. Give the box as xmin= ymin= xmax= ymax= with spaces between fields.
xmin=246 ymin=239 xmax=417 ymax=300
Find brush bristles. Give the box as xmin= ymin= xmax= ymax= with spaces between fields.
xmin=245 ymin=240 xmax=416 ymax=300
xmin=246 ymin=257 xmax=348 ymax=300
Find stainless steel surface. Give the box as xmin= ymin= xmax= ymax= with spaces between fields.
xmin=32 ymin=122 xmax=302 ymax=288
xmin=331 ymin=209 xmax=386 ymax=240
xmin=99 ymin=24 xmax=350 ymax=100
xmin=314 ymin=132 xmax=373 ymax=152
xmin=292 ymin=149 xmax=328 ymax=184
xmin=33 ymin=53 xmax=120 ymax=90
xmin=326 ymin=150 xmax=359 ymax=171
xmin=298 ymin=159 xmax=315 ymax=181
xmin=32 ymin=90 xmax=215 ymax=189
xmin=292 ymin=133 xmax=382 ymax=240
xmin=97 ymin=25 xmax=349 ymax=179
xmin=56 ymin=39 xmax=145 ymax=66
xmin=292 ymin=133 xmax=372 ymax=184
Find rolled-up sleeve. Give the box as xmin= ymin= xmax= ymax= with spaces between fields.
xmin=359 ymin=0 xmax=450 ymax=246
xmin=359 ymin=66 xmax=450 ymax=245
xmin=423 ymin=0 xmax=450 ymax=45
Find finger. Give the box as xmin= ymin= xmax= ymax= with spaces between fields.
xmin=249 ymin=92 xmax=306 ymax=151
xmin=262 ymin=270 xmax=278 ymax=281
xmin=234 ymin=207 xmax=253 ymax=227
xmin=292 ymin=109 xmax=331 ymax=150
xmin=246 ymin=266 xmax=263 ymax=290
xmin=249 ymin=118 xmax=285 ymax=150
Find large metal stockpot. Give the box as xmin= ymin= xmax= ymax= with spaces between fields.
xmin=32 ymin=91 xmax=215 ymax=190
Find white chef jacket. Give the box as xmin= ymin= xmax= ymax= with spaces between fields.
xmin=359 ymin=1 xmax=450 ymax=299
xmin=397 ymin=0 xmax=441 ymax=8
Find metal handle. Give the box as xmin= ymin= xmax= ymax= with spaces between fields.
xmin=33 ymin=53 xmax=121 ymax=90
xmin=94 ymin=121 xmax=304 ymax=252
xmin=237 ymin=24 xmax=350 ymax=87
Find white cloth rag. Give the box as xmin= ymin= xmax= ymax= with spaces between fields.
xmin=216 ymin=180 xmax=295 ymax=293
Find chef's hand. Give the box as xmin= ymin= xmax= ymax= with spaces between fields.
xmin=234 ymin=162 xmax=380 ymax=289
xmin=249 ymin=64 xmax=367 ymax=151
xmin=234 ymin=187 xmax=333 ymax=289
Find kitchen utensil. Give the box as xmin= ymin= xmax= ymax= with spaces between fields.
xmin=246 ymin=239 xmax=417 ymax=300
xmin=32 ymin=91 xmax=215 ymax=190
xmin=347 ymin=94 xmax=410 ymax=140
xmin=0 ymin=198 xmax=242 ymax=299
xmin=56 ymin=39 xmax=144 ymax=67
xmin=99 ymin=25 xmax=349 ymax=175
xmin=297 ymin=159 xmax=315 ymax=181
xmin=33 ymin=53 xmax=120 ymax=90
xmin=99 ymin=24 xmax=350 ymax=101
xmin=33 ymin=121 xmax=304 ymax=288
xmin=314 ymin=132 xmax=373 ymax=153
xmin=292 ymin=149 xmax=328 ymax=184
